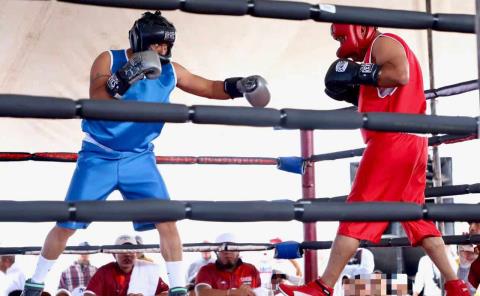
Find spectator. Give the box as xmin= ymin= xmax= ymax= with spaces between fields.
xmin=457 ymin=244 xmax=478 ymax=295
xmin=270 ymin=270 xmax=303 ymax=296
xmin=369 ymin=273 xmax=387 ymax=296
xmin=342 ymin=274 xmax=385 ymax=296
xmin=195 ymin=233 xmax=261 ymax=296
xmin=412 ymin=256 xmax=437 ymax=296
xmin=333 ymin=248 xmax=375 ymax=295
xmin=468 ymin=222 xmax=480 ymax=292
xmin=342 ymin=248 xmax=375 ymax=279
xmin=0 ymin=255 xmax=25 ymax=296
xmin=84 ymin=234 xmax=169 ymax=296
xmin=413 ymin=248 xmax=456 ymax=296
xmin=57 ymin=242 xmax=97 ymax=295
xmin=186 ymin=241 xmax=214 ymax=283
xmin=391 ymin=274 xmax=409 ymax=296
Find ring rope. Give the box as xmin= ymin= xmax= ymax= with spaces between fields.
xmin=0 ymin=133 xmax=473 ymax=166
xmin=0 ymin=95 xmax=478 ymax=135
xmin=310 ymin=134 xmax=477 ymax=162
xmin=1 ymin=200 xmax=480 ymax=222
xmin=0 ymin=152 xmax=278 ymax=165
xmin=1 ymin=234 xmax=479 ymax=256
xmin=301 ymin=234 xmax=480 ymax=250
xmin=303 ymin=183 xmax=480 ymax=203
xmin=57 ymin=0 xmax=475 ymax=33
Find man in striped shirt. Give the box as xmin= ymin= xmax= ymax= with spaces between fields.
xmin=57 ymin=242 xmax=97 ymax=294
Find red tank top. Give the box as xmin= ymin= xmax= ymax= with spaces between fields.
xmin=359 ymin=33 xmax=426 ymax=142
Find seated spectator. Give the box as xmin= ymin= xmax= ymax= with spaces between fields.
xmin=342 ymin=277 xmax=365 ymax=296
xmin=270 ymin=270 xmax=303 ymax=295
xmin=457 ymin=243 xmax=478 ymax=295
xmin=56 ymin=242 xmax=97 ymax=296
xmin=195 ymin=233 xmax=261 ymax=296
xmin=342 ymin=248 xmax=375 ymax=279
xmin=0 ymin=255 xmax=26 ymax=296
xmin=413 ymin=255 xmax=442 ymax=296
xmin=390 ymin=273 xmax=408 ymax=296
xmin=368 ymin=273 xmax=386 ymax=296
xmin=84 ymin=234 xmax=169 ymax=296
xmin=333 ymin=248 xmax=375 ymax=294
xmin=468 ymin=221 xmax=480 ymax=292
xmin=413 ymin=246 xmax=456 ymax=296
xmin=186 ymin=241 xmax=214 ymax=284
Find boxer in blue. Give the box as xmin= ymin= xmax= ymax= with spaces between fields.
xmin=22 ymin=11 xmax=270 ymax=296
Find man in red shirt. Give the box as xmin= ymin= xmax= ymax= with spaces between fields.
xmin=195 ymin=233 xmax=260 ymax=296
xmin=84 ymin=235 xmax=169 ymax=296
xmin=467 ymin=222 xmax=480 ymax=290
xmin=279 ymin=24 xmax=470 ymax=296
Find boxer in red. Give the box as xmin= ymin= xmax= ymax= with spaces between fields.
xmin=279 ymin=24 xmax=469 ymax=296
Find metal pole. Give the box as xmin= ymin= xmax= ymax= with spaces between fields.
xmin=426 ymin=1 xmax=445 ymax=294
xmin=425 ymin=0 xmax=444 ymax=230
xmin=301 ymin=130 xmax=318 ymax=282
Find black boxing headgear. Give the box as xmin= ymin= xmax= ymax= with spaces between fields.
xmin=129 ymin=11 xmax=176 ymax=58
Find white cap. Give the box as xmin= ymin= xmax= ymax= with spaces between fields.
xmin=115 ymin=234 xmax=137 ymax=245
xmin=215 ymin=233 xmax=239 ymax=244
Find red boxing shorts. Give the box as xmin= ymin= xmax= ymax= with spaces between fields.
xmin=338 ymin=133 xmax=441 ymax=246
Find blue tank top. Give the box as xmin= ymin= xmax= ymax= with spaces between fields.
xmin=82 ymin=49 xmax=176 ymax=152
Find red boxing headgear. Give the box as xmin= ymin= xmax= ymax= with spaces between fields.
xmin=330 ymin=24 xmax=376 ymax=61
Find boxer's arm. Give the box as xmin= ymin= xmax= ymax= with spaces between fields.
xmin=89 ymin=51 xmax=114 ymax=100
xmin=173 ymin=62 xmax=230 ymax=100
xmin=371 ymin=36 xmax=409 ymax=87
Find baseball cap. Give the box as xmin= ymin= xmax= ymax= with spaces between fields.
xmin=78 ymin=241 xmax=90 ymax=247
xmin=459 ymin=244 xmax=476 ymax=253
xmin=114 ymin=234 xmax=138 ymax=245
xmin=135 ymin=235 xmax=144 ymax=245
xmin=215 ymin=233 xmax=239 ymax=244
xmin=270 ymin=237 xmax=282 ymax=244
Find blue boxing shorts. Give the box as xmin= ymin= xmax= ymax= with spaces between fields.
xmin=57 ymin=140 xmax=170 ymax=231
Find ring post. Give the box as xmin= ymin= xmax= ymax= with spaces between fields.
xmin=301 ymin=130 xmax=317 ymax=282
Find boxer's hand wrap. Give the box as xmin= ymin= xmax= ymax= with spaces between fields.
xmin=224 ymin=77 xmax=243 ymax=98
xmin=224 ymin=75 xmax=271 ymax=107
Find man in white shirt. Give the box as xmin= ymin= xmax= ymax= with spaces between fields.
xmin=0 ymin=255 xmax=26 ymax=296
xmin=414 ymin=249 xmax=457 ymax=296
xmin=333 ymin=248 xmax=375 ymax=296
xmin=342 ymin=248 xmax=375 ymax=279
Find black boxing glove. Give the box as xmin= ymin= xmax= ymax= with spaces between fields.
xmin=324 ymin=84 xmax=359 ymax=106
xmin=324 ymin=59 xmax=380 ymax=91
